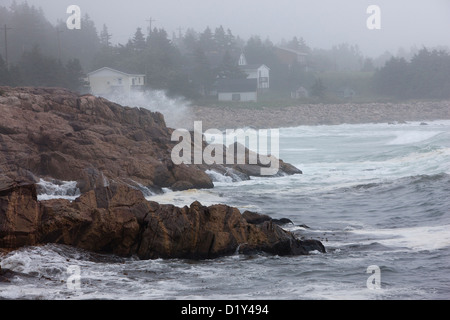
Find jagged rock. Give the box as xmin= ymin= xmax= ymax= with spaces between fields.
xmin=0 ymin=87 xmax=213 ymax=192
xmin=0 ymin=86 xmax=316 ymax=260
xmin=0 ymin=180 xmax=325 ymax=259
xmin=0 ymin=86 xmax=301 ymax=192
xmin=0 ymin=175 xmax=40 ymax=249
xmin=242 ymin=211 xmax=272 ymax=225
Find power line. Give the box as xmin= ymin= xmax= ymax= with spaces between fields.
xmin=176 ymin=27 xmax=184 ymax=38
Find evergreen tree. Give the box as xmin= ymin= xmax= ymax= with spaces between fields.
xmin=132 ymin=27 xmax=146 ymax=51
xmin=214 ymin=25 xmax=227 ymax=53
xmin=287 ymin=37 xmax=300 ymax=51
xmin=373 ymin=57 xmax=410 ymax=98
xmin=100 ymin=24 xmax=112 ymax=47
xmin=19 ymin=45 xmax=65 ymax=87
xmin=57 ymin=14 xmax=100 ymax=69
xmin=199 ymin=27 xmax=215 ymax=53
xmin=65 ymin=58 xmax=86 ymax=92
xmin=181 ymin=28 xmax=199 ymax=55
xmin=191 ymin=45 xmax=214 ymax=94
xmin=217 ymin=50 xmax=247 ymax=79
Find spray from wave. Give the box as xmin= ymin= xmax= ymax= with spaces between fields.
xmin=100 ymin=90 xmax=194 ymax=130
xmin=36 ymin=179 xmax=80 ymax=201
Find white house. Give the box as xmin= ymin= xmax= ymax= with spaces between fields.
xmin=87 ymin=67 xmax=145 ymax=96
xmin=216 ymin=78 xmax=258 ymax=102
xmin=238 ymin=53 xmax=270 ymax=90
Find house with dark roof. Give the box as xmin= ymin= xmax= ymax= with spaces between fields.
xmin=274 ymin=47 xmax=308 ymax=69
xmin=216 ymin=78 xmax=258 ymax=102
xmin=238 ymin=53 xmax=270 ymax=90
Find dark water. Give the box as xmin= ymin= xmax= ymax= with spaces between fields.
xmin=1 ymin=121 xmax=449 ymax=300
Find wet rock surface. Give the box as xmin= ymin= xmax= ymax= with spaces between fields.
xmin=0 ymin=180 xmax=325 ymax=259
xmin=0 ymin=86 xmax=302 ymax=193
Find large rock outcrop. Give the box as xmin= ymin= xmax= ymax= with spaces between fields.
xmin=0 ymin=179 xmax=325 ymax=259
xmin=0 ymin=87 xmax=212 ymax=193
xmin=0 ymin=86 xmax=316 ymax=260
xmin=0 ymin=86 xmax=302 ymax=194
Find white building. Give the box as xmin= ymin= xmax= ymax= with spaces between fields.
xmin=87 ymin=67 xmax=145 ymax=96
xmin=238 ymin=53 xmax=270 ymax=90
xmin=216 ymin=78 xmax=258 ymax=102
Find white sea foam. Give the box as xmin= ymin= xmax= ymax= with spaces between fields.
xmin=146 ymin=188 xmax=229 ymax=208
xmin=386 ymin=131 xmax=443 ymax=145
xmin=205 ymin=169 xmax=233 ymax=184
xmin=101 ymin=90 xmax=193 ymax=129
xmin=350 ymin=225 xmax=450 ymax=251
xmin=37 ymin=179 xmax=80 ymax=201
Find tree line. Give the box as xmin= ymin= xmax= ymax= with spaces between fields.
xmin=374 ymin=48 xmax=450 ymax=99
xmin=1 ymin=1 xmax=450 ymax=101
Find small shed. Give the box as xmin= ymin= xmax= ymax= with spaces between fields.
xmin=337 ymin=87 xmax=356 ymax=99
xmin=216 ymin=78 xmax=258 ymax=102
xmin=291 ymin=86 xmax=309 ymax=99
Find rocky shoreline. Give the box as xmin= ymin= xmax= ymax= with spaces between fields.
xmin=0 ymin=177 xmax=325 ymax=260
xmin=0 ymin=87 xmax=300 ymax=194
xmin=192 ymin=101 xmax=450 ymax=129
xmin=0 ymin=86 xmax=322 ymax=260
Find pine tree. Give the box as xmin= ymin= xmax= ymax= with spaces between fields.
xmin=100 ymin=24 xmax=112 ymax=47
xmin=217 ymin=50 xmax=247 ymax=79
xmin=65 ymin=58 xmax=86 ymax=92
xmin=192 ymin=45 xmax=214 ymax=94
xmin=132 ymin=27 xmax=146 ymax=51
xmin=214 ymin=25 xmax=227 ymax=53
xmin=199 ymin=26 xmax=215 ymax=53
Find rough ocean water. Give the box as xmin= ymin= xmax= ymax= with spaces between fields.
xmin=1 ymin=120 xmax=449 ymax=300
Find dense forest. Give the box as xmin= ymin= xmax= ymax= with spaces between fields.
xmin=1 ymin=2 xmax=450 ymax=101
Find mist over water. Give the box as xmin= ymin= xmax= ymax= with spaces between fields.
xmin=101 ymin=90 xmax=194 ymax=130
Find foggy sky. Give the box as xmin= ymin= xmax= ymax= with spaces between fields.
xmin=3 ymin=0 xmax=450 ymax=57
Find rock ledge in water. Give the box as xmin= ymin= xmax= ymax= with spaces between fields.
xmin=0 ymin=180 xmax=325 ymax=259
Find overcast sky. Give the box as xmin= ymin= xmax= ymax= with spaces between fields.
xmin=3 ymin=0 xmax=450 ymax=57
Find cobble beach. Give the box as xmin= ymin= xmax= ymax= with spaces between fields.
xmin=192 ymin=101 xmax=450 ymax=129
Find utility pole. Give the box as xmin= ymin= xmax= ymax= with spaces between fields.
xmin=103 ymin=31 xmax=112 ymax=47
xmin=105 ymin=32 xmax=111 ymax=47
xmin=1 ymin=24 xmax=12 ymax=67
xmin=146 ymin=18 xmax=155 ymax=35
xmin=176 ymin=27 xmax=184 ymax=39
xmin=56 ymin=28 xmax=64 ymax=62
